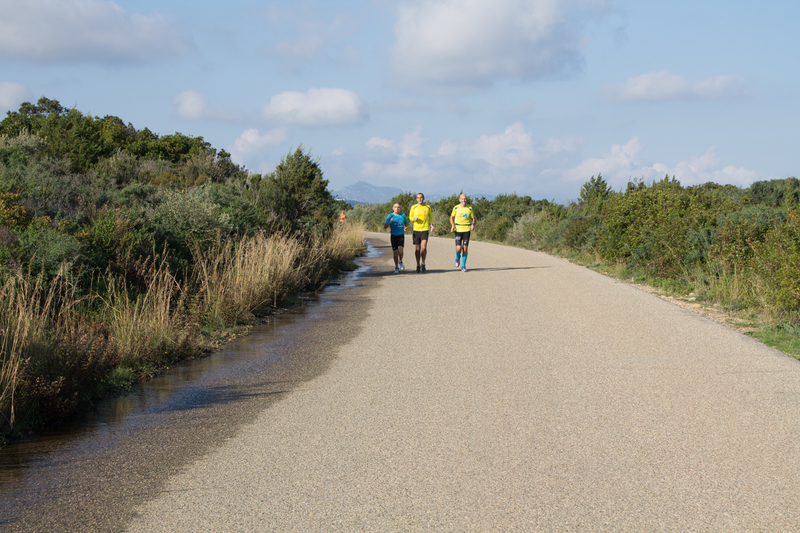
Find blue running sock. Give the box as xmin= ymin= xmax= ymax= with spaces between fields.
xmin=462 ymin=253 xmax=468 ymax=267
xmin=456 ymin=252 xmax=461 ymax=262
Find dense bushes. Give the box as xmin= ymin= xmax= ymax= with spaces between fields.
xmin=0 ymin=98 xmax=365 ymax=439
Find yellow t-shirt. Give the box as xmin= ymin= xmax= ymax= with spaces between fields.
xmin=409 ymin=204 xmax=432 ymax=232
xmin=451 ymin=205 xmax=474 ymax=232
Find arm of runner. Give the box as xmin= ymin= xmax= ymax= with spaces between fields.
xmin=383 ymin=214 xmax=392 ymax=230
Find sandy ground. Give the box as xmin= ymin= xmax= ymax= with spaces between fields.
xmin=119 ymin=233 xmax=800 ymax=532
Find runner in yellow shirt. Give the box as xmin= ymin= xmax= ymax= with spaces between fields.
xmin=449 ymin=193 xmax=476 ymax=272
xmin=408 ymin=192 xmax=434 ymax=273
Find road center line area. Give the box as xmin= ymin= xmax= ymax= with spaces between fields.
xmin=6 ymin=233 xmax=800 ymax=532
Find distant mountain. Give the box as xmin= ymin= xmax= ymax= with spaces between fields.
xmin=333 ymin=181 xmax=404 ymax=205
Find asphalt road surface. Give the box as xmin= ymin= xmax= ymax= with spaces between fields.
xmin=120 ymin=233 xmax=800 ymax=531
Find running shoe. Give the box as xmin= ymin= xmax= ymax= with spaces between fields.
xmin=421 ymin=264 xmax=426 ymax=272
xmin=394 ymin=267 xmax=399 ymax=274
xmin=416 ymin=265 xmax=421 ymax=273
xmin=399 ymin=261 xmax=405 ymax=270
xmin=461 ymin=266 xmax=467 ymax=272
xmin=454 ymin=259 xmax=460 ymax=268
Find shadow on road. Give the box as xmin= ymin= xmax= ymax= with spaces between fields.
xmin=360 ymin=265 xmax=551 ymax=277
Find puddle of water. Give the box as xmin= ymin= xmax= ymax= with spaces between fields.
xmin=0 ymin=245 xmax=378 ymax=488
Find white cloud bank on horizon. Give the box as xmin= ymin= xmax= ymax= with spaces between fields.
xmin=0 ymin=82 xmax=31 ymax=111
xmin=0 ymin=0 xmax=193 ymax=64
xmin=555 ymin=136 xmax=758 ymax=189
xmin=390 ymin=0 xmax=606 ymax=91
xmin=362 ymin=122 xmax=577 ymax=192
xmin=262 ymin=87 xmax=369 ymax=127
xmin=361 ymin=129 xmax=761 ymax=197
xmin=172 ymin=91 xmax=235 ymax=121
xmin=603 ymin=70 xmax=748 ymax=102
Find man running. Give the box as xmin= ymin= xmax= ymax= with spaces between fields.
xmin=409 ymin=192 xmax=434 ymax=272
xmin=384 ymin=202 xmax=409 ymax=274
xmin=449 ymin=193 xmax=476 ymax=272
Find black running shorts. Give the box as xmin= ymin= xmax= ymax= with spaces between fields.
xmin=390 ymin=234 xmax=405 ymax=250
xmin=412 ymin=231 xmax=429 ymax=245
xmin=454 ymin=231 xmax=471 ymax=246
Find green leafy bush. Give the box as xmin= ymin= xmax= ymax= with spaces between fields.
xmin=14 ymin=224 xmax=83 ymax=281
xmin=710 ymin=205 xmax=784 ymax=270
xmin=751 ymin=210 xmax=800 ymax=313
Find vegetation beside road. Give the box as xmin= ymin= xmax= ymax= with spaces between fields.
xmin=349 ymin=177 xmax=800 ymax=359
xmin=0 ymin=98 xmax=364 ymax=442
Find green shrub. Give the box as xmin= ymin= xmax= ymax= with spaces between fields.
xmin=596 ymin=177 xmax=737 ymax=277
xmin=0 ymin=192 xmax=33 ymax=228
xmin=710 ymin=205 xmax=784 ymax=271
xmin=751 ymin=209 xmax=800 ymax=314
xmin=78 ymin=206 xmax=156 ymax=276
xmin=13 ymin=224 xmax=83 ymax=281
xmin=562 ymin=214 xmax=601 ymax=250
xmin=747 ymin=178 xmax=800 ymax=208
xmin=346 ymin=203 xmax=387 ymax=232
xmin=475 ymin=213 xmax=512 ymax=242
xmin=579 ymin=174 xmax=611 ymax=216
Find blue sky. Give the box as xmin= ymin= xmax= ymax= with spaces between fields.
xmin=1 ymin=0 xmax=798 ymax=202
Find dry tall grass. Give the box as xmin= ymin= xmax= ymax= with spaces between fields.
xmin=104 ymin=258 xmax=187 ymax=365
xmin=193 ymin=232 xmax=305 ymax=327
xmin=2 ymin=224 xmax=366 ymax=435
xmin=0 ymin=268 xmax=69 ymax=427
xmin=323 ymin=221 xmax=368 ymax=265
xmin=0 ymin=277 xmax=35 ymax=427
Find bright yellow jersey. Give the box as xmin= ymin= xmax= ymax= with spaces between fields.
xmin=451 ymin=205 xmax=474 ymax=232
xmin=409 ymin=204 xmax=432 ymax=232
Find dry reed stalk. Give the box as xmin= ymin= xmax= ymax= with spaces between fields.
xmin=0 ymin=277 xmax=33 ymax=426
xmin=323 ymin=222 xmax=367 ymax=262
xmin=104 ymin=259 xmax=183 ymax=364
xmin=0 ymin=267 xmax=68 ymax=427
xmin=193 ymin=232 xmax=305 ymax=326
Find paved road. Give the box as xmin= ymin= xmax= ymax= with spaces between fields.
xmin=124 ymin=233 xmax=800 ymax=532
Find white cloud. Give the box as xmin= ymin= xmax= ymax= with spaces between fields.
xmin=379 ymin=158 xmax=433 ymax=179
xmin=559 ymin=136 xmax=643 ymax=183
xmin=555 ymin=137 xmax=758 ymax=189
xmin=437 ymin=140 xmax=459 ymax=156
xmin=362 ymin=126 xmax=431 ymax=181
xmin=390 ymin=0 xmax=600 ymax=91
xmin=0 ymin=82 xmax=31 ymax=111
xmin=228 ymin=128 xmax=288 ymax=166
xmin=263 ymin=87 xmax=368 ymax=127
xmin=542 ymin=135 xmax=578 ymax=154
xmin=172 ymin=91 xmax=234 ymax=121
xmin=0 ymin=0 xmax=193 ymax=64
xmin=398 ymin=125 xmax=425 ymax=157
xmin=366 ymin=136 xmax=396 ymax=150
xmin=603 ymin=70 xmax=747 ymax=102
xmin=471 ymin=122 xmax=538 ymax=168
xmin=670 ymin=147 xmax=758 ymax=186
xmin=468 ymin=122 xmax=574 ymax=169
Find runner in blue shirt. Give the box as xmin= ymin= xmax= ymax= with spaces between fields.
xmin=384 ymin=202 xmax=409 ymax=274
